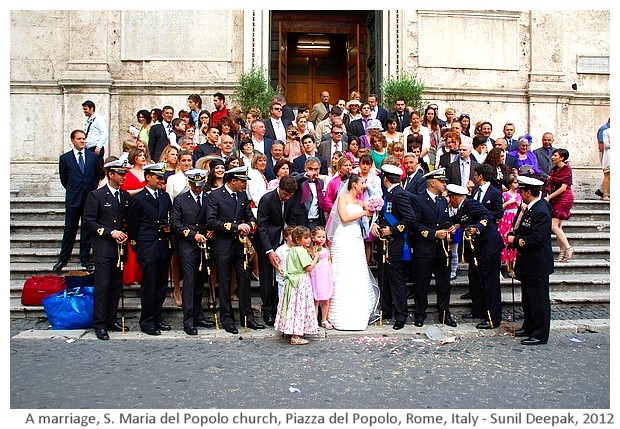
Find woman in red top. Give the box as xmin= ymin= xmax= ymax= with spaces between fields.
xmin=120 ymin=148 xmax=146 ymax=285
xmin=543 ymin=148 xmax=575 ymax=262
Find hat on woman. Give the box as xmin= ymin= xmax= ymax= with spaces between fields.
xmin=346 ymin=99 xmax=362 ymax=109
xmin=367 ymin=119 xmax=384 ymax=131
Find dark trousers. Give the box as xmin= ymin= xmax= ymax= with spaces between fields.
xmin=520 ymin=274 xmax=551 ymax=342
xmin=139 ymin=257 xmax=170 ymax=329
xmin=413 ymin=256 xmax=451 ymax=319
xmin=216 ymin=253 xmax=255 ymax=328
xmin=382 ymin=259 xmax=408 ymax=324
xmin=86 ymin=145 xmax=105 ymax=161
xmin=59 ymin=201 xmax=92 ymax=266
xmin=180 ymin=254 xmax=206 ymax=329
xmin=257 ymin=251 xmax=278 ymax=320
xmin=93 ymin=255 xmax=122 ymax=329
xmin=468 ymin=249 xmax=503 ymax=325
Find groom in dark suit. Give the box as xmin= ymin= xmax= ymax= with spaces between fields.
xmin=54 ymin=129 xmax=103 ymax=271
xmin=255 ymin=175 xmax=298 ymax=325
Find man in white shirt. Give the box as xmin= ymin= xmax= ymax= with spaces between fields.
xmin=161 ymin=105 xmax=176 ymax=147
xmin=251 ymin=120 xmax=273 ymax=155
xmin=447 ymin=142 xmax=479 ymax=191
xmin=264 ymin=102 xmax=292 ymax=142
xmin=82 ymin=100 xmax=109 ymax=160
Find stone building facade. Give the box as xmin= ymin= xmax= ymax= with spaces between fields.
xmin=10 ymin=10 xmax=610 ymax=198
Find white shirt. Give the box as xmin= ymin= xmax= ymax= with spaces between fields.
xmin=307 ymin=181 xmax=319 ymax=219
xmin=84 ymin=112 xmax=109 ymax=150
xmin=426 ymin=189 xmax=437 ymax=203
xmin=270 ymin=117 xmax=287 ymax=142
xmin=252 ymin=137 xmax=266 ymax=155
xmin=475 ymin=182 xmax=490 ymax=202
xmin=73 ymin=148 xmax=85 ymax=165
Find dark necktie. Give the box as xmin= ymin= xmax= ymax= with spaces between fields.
xmin=196 ymin=195 xmax=201 ymax=207
xmin=114 ymin=190 xmax=120 ymax=204
xmin=403 ymin=176 xmax=411 ymax=189
xmin=154 ymin=190 xmax=158 ymax=200
xmin=78 ymin=151 xmax=84 ymax=173
xmin=398 ymin=114 xmax=403 ymax=130
xmin=232 ymin=192 xmax=237 ymax=210
xmin=476 ymin=188 xmax=483 ymax=202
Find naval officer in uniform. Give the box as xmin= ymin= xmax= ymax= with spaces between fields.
xmin=83 ymin=159 xmax=131 ymax=340
xmin=127 ymin=163 xmax=173 ymax=336
xmin=206 ymin=166 xmax=266 ymax=334
xmin=170 ymin=169 xmax=216 ymax=335
xmin=506 ymin=175 xmax=554 ymax=345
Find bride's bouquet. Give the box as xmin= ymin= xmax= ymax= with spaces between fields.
xmin=360 ymin=195 xmax=384 ymax=240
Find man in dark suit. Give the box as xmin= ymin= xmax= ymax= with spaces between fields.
xmin=292 ymin=135 xmax=328 ymax=175
xmin=291 ymin=158 xmax=326 ymax=229
xmin=264 ymin=101 xmax=293 ymax=142
xmin=348 ymin=102 xmax=372 ymax=139
xmin=83 ymin=159 xmax=131 ymax=340
xmin=206 ymin=166 xmax=265 ymax=334
xmin=494 ymin=138 xmax=519 ymax=173
xmin=471 ymin=164 xmax=504 ymax=223
xmin=255 ymin=175 xmax=298 ymax=326
xmin=392 ymin=98 xmax=410 ymax=132
xmin=402 ymin=152 xmax=426 ymax=196
xmin=368 ymin=93 xmax=388 ymax=129
xmin=193 ymin=126 xmax=221 ymax=164
xmin=446 ymin=142 xmax=480 ymax=191
xmin=410 ymin=168 xmax=457 ymax=328
xmin=533 ymin=132 xmax=555 ymax=180
xmin=273 ymin=94 xmax=295 ymax=122
xmin=54 ymin=129 xmax=103 ymax=272
xmin=127 ymin=163 xmax=173 ymax=336
xmin=170 ymin=169 xmax=216 ymax=335
xmin=448 ymin=184 xmax=505 ymax=329
xmin=371 ymin=164 xmax=416 ymax=330
xmin=507 ymin=176 xmax=554 ymax=345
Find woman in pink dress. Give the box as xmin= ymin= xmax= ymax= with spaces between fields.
xmin=498 ymin=174 xmax=521 ymax=265
xmin=543 ymin=148 xmax=575 ymax=262
xmin=324 ymin=156 xmax=353 ymax=217
xmin=120 ymin=148 xmax=146 ymax=285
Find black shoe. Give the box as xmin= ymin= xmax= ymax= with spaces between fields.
xmin=52 ymin=261 xmax=67 ymax=271
xmin=195 ymin=319 xmax=215 ymax=328
xmin=95 ymin=328 xmax=109 ymax=340
xmin=246 ymin=320 xmax=265 ymax=330
xmin=184 ymin=326 xmax=198 ymax=336
xmin=393 ymin=321 xmax=406 ymax=330
xmin=107 ymin=322 xmax=129 ymax=332
xmin=476 ymin=320 xmax=494 ymax=329
xmin=155 ymin=322 xmax=172 ymax=331
xmin=460 ymin=292 xmax=471 ymax=299
xmin=263 ymin=315 xmax=275 ymax=326
xmin=515 ymin=328 xmax=530 ymax=337
xmin=443 ymin=316 xmax=457 ymax=328
xmin=82 ymin=262 xmax=95 ymax=271
xmin=224 ymin=325 xmax=239 ymax=334
xmin=414 ymin=316 xmax=424 ymax=327
xmin=521 ymin=337 xmax=547 ymax=345
xmin=595 ymin=188 xmax=604 ymax=197
xmin=141 ymin=327 xmax=161 ymax=336
xmin=462 ymin=312 xmax=476 ymax=320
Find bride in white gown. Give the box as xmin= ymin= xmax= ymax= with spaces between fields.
xmin=327 ymin=174 xmax=380 ymax=330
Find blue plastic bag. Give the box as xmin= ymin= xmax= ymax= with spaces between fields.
xmin=42 ymin=287 xmax=94 ymax=330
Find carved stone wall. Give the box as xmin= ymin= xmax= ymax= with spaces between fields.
xmin=10 ymin=10 xmax=609 ymax=198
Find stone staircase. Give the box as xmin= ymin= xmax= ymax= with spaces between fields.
xmin=9 ymin=196 xmax=610 ymax=319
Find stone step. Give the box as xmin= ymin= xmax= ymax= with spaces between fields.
xmin=9 ymin=289 xmax=610 ymax=320
xmin=566 ymin=209 xmax=610 ymax=222
xmin=551 ymin=232 xmax=610 ymax=247
xmin=10 ymin=208 xmax=66 ymax=221
xmin=550 ymin=245 xmax=609 ymax=260
xmin=10 ymin=197 xmax=66 ymax=210
xmin=561 ymin=221 xmax=609 ymax=234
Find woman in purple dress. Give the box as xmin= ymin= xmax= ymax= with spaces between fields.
xmin=543 ymin=148 xmax=574 ymax=262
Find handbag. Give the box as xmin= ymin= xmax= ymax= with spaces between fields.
xmin=42 ymin=287 xmax=95 ymax=330
xmin=21 ymin=275 xmax=66 ymax=306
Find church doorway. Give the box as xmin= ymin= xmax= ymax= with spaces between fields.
xmin=270 ymin=10 xmax=381 ymax=109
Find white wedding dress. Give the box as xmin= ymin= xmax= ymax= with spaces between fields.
xmin=328 ymin=199 xmax=380 ymax=330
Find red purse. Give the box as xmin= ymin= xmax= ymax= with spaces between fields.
xmin=21 ymin=275 xmax=67 ymax=306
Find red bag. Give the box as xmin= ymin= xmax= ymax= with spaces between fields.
xmin=21 ymin=275 xmax=67 ymax=306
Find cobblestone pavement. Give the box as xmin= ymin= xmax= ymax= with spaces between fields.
xmin=10 ymin=330 xmax=610 ymax=410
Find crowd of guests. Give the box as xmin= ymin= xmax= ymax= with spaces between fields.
xmin=63 ymin=90 xmax=589 ymax=346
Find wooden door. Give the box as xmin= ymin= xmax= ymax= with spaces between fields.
xmin=278 ymin=23 xmax=287 ymax=94
xmin=347 ymin=24 xmax=366 ymax=100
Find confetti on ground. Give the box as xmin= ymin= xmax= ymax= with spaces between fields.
xmin=288 ymin=386 xmax=301 ymax=393
xmin=66 ymin=338 xmax=76 ymax=343
xmin=570 ymin=338 xmax=583 ymax=343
